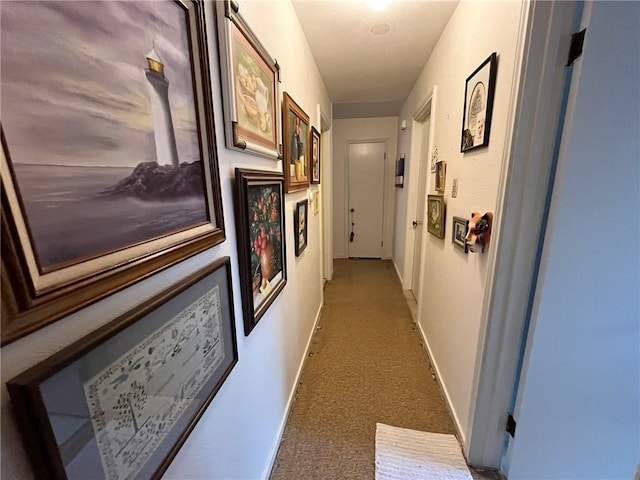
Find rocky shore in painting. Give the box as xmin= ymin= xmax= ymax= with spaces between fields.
xmin=102 ymin=161 xmax=205 ymax=201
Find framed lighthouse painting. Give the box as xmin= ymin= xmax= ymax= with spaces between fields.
xmin=216 ymin=0 xmax=282 ymax=160
xmin=0 ymin=0 xmax=225 ymax=345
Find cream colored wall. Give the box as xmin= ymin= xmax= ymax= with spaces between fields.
xmin=0 ymin=1 xmax=330 ymax=479
xmin=392 ymin=0 xmax=524 ymax=441
xmin=332 ymin=116 xmax=398 ymax=259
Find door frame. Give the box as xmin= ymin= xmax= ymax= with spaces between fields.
xmin=401 ymin=86 xmax=437 ymax=293
xmin=464 ymin=0 xmax=581 ymax=468
xmin=343 ymin=139 xmax=387 ymax=259
xmin=319 ymin=104 xmax=332 ymax=281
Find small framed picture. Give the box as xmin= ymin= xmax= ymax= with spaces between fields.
xmin=435 ymin=160 xmax=446 ymax=193
xmin=313 ymin=191 xmax=320 ymax=215
xmin=294 ymin=199 xmax=308 ymax=256
xmin=310 ymin=127 xmax=321 ymax=184
xmin=461 ymin=52 xmax=498 ymax=152
xmin=452 ymin=216 xmax=469 ymax=252
xmin=395 ymin=155 xmax=405 ymax=187
xmin=283 ymin=92 xmax=310 ymax=193
xmin=427 ymin=195 xmax=446 ymax=239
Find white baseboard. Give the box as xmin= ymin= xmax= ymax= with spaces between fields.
xmin=415 ymin=320 xmax=465 ymax=446
xmin=391 ymin=258 xmax=403 ymax=284
xmin=261 ymin=303 xmax=324 ymax=479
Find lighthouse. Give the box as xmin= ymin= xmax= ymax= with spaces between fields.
xmin=145 ymin=44 xmax=179 ymax=168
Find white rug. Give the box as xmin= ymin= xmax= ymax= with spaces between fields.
xmin=375 ymin=423 xmax=473 ymax=480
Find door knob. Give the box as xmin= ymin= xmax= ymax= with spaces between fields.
xmin=412 ymin=220 xmax=421 ymax=227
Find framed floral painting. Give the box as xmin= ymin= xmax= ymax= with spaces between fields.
xmin=216 ymin=0 xmax=281 ymax=159
xmin=282 ymin=92 xmax=310 ymax=193
xmin=294 ymin=199 xmax=308 ymax=256
xmin=427 ymin=195 xmax=446 ymax=239
xmin=234 ymin=168 xmax=287 ymax=335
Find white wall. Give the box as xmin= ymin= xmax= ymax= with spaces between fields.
xmin=392 ymin=1 xmax=524 ymax=440
xmin=506 ymin=2 xmax=640 ymax=478
xmin=0 ymin=2 xmax=330 ymax=479
xmin=332 ymin=116 xmax=398 ymax=259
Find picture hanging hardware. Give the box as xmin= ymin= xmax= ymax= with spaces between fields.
xmin=506 ymin=413 xmax=517 ymax=437
xmin=567 ymin=28 xmax=586 ymax=66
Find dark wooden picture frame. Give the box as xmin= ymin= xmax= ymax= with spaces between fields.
xmin=7 ymin=257 xmax=238 ymax=480
xmin=234 ymin=168 xmax=287 ymax=335
xmin=452 ymin=216 xmax=469 ymax=253
xmin=282 ymin=92 xmax=310 ymax=193
xmin=427 ymin=195 xmax=446 ymax=239
xmin=310 ymin=127 xmax=321 ymax=184
xmin=294 ymin=199 xmax=308 ymax=257
xmin=1 ymin=0 xmax=225 ymax=346
xmin=461 ymin=52 xmax=498 ymax=152
xmin=215 ymin=0 xmax=282 ymax=159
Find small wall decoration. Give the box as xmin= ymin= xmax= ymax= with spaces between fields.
xmin=395 ymin=154 xmax=405 ymax=187
xmin=235 ymin=168 xmax=287 ymax=335
xmin=461 ymin=52 xmax=498 ymax=152
xmin=427 ymin=195 xmax=446 ymax=239
xmin=465 ymin=212 xmax=494 ymax=253
xmin=452 ymin=178 xmax=459 ymax=198
xmin=435 ymin=160 xmax=447 ymax=193
xmin=313 ymin=191 xmax=321 ymax=215
xmin=216 ymin=0 xmax=281 ymax=159
xmin=7 ymin=257 xmax=238 ymax=480
xmin=431 ymin=146 xmax=439 ymax=173
xmin=282 ymin=92 xmax=310 ymax=193
xmin=452 ymin=216 xmax=469 ymax=253
xmin=295 ymin=199 xmax=308 ymax=256
xmin=0 ymin=0 xmax=225 ymax=345
xmin=310 ymin=127 xmax=321 ymax=184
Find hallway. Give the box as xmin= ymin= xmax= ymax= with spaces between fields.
xmin=270 ymin=259 xmax=455 ymax=479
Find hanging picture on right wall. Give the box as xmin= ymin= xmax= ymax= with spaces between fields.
xmin=461 ymin=52 xmax=498 ymax=152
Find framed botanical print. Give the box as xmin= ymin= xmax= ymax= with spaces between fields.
xmin=7 ymin=257 xmax=238 ymax=480
xmin=234 ymin=168 xmax=287 ymax=335
xmin=427 ymin=195 xmax=446 ymax=239
xmin=461 ymin=52 xmax=498 ymax=152
xmin=310 ymin=127 xmax=321 ymax=184
xmin=216 ymin=0 xmax=281 ymax=159
xmin=282 ymin=92 xmax=310 ymax=193
xmin=294 ymin=199 xmax=308 ymax=256
xmin=452 ymin=216 xmax=469 ymax=252
xmin=435 ymin=160 xmax=446 ymax=193
xmin=0 ymin=0 xmax=225 ymax=345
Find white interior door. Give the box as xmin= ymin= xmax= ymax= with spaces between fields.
xmin=411 ymin=116 xmax=431 ymax=299
xmin=347 ymin=142 xmax=385 ymax=258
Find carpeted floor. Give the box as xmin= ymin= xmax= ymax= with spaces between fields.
xmin=269 ymin=259 xmax=457 ymax=480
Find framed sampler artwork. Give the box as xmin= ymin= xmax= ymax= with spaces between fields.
xmin=435 ymin=160 xmax=446 ymax=193
xmin=310 ymin=127 xmax=321 ymax=184
xmin=461 ymin=52 xmax=498 ymax=152
xmin=7 ymin=257 xmax=238 ymax=480
xmin=0 ymin=0 xmax=225 ymax=345
xmin=282 ymin=92 xmax=310 ymax=193
xmin=216 ymin=0 xmax=282 ymax=159
xmin=234 ymin=168 xmax=287 ymax=335
xmin=294 ymin=199 xmax=308 ymax=256
xmin=427 ymin=195 xmax=446 ymax=239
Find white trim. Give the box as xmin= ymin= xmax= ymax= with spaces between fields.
xmin=415 ymin=319 xmax=465 ymax=445
xmin=391 ymin=258 xmax=403 ymax=285
xmin=401 ymin=86 xmax=437 ymax=291
xmin=261 ymin=303 xmax=324 ymax=479
xmin=465 ymin=0 xmax=580 ymax=468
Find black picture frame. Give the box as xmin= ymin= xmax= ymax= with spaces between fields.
xmin=7 ymin=257 xmax=238 ymax=480
xmin=452 ymin=216 xmax=469 ymax=253
xmin=461 ymin=52 xmax=498 ymax=152
xmin=294 ymin=199 xmax=308 ymax=257
xmin=1 ymin=0 xmax=226 ymax=346
xmin=234 ymin=168 xmax=287 ymax=335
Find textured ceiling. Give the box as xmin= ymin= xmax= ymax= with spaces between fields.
xmin=293 ymin=0 xmax=458 ymax=114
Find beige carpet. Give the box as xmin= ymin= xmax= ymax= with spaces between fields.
xmin=375 ymin=423 xmax=472 ymax=480
xmin=269 ymin=259 xmax=456 ymax=480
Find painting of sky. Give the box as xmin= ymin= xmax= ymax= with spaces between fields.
xmin=1 ymin=0 xmax=199 ymax=167
xmin=0 ymin=1 xmax=210 ymax=270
